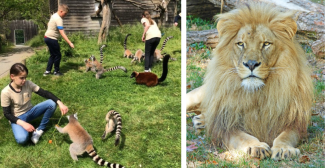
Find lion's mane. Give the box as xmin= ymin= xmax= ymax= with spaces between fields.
xmin=201 ymin=2 xmax=313 ymax=146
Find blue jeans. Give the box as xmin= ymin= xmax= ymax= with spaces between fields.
xmin=11 ymin=99 xmax=56 ymax=145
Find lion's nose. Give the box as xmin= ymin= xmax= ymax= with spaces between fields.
xmin=243 ymin=60 xmax=261 ymax=71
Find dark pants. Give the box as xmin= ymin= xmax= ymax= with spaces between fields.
xmin=145 ymin=37 xmax=160 ymax=70
xmin=44 ymin=37 xmax=61 ymax=72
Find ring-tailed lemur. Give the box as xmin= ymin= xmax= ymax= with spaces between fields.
xmin=55 ymin=114 xmax=125 ymax=168
xmin=102 ymin=110 xmax=122 ymax=146
xmin=84 ymin=44 xmax=127 ymax=79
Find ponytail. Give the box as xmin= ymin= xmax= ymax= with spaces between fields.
xmin=142 ymin=11 xmax=154 ymax=25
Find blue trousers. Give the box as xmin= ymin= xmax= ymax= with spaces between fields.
xmin=10 ymin=99 xmax=56 ymax=145
xmin=44 ymin=37 xmax=61 ymax=72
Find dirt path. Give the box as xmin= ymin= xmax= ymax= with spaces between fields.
xmin=0 ymin=45 xmax=35 ymax=79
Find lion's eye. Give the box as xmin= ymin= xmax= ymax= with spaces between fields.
xmin=237 ymin=42 xmax=244 ymax=47
xmin=263 ymin=42 xmax=271 ymax=47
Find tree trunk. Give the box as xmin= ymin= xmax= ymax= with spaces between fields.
xmin=98 ymin=0 xmax=112 ymax=45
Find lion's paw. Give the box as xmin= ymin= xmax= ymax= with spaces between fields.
xmin=192 ymin=114 xmax=205 ymax=134
xmin=271 ymin=146 xmax=300 ymax=160
xmin=246 ymin=142 xmax=272 ymax=159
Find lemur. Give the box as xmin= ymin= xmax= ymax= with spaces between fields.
xmin=123 ymin=34 xmax=133 ymax=58
xmin=101 ymin=110 xmax=122 ymax=146
xmin=84 ymin=44 xmax=127 ymax=79
xmin=130 ymin=55 xmax=170 ymax=87
xmin=55 ymin=114 xmax=125 ymax=168
xmin=154 ymin=36 xmax=176 ymax=62
xmin=131 ymin=49 xmax=144 ymax=64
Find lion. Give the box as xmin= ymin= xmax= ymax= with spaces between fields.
xmin=186 ymin=2 xmax=313 ymax=161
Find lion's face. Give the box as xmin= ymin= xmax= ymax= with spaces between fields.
xmin=233 ymin=25 xmax=278 ymax=92
xmin=199 ymin=2 xmax=313 ymax=148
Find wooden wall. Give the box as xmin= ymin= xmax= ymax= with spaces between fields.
xmin=187 ymin=0 xmax=221 ymax=21
xmin=112 ymin=0 xmax=177 ymax=26
xmin=7 ymin=20 xmax=38 ymax=44
xmin=54 ymin=0 xmax=177 ymax=35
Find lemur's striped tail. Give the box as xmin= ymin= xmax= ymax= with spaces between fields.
xmin=124 ymin=34 xmax=131 ymax=50
xmin=160 ymin=36 xmax=173 ymax=52
xmin=86 ymin=145 xmax=125 ymax=168
xmin=104 ymin=66 xmax=127 ymax=73
xmin=108 ymin=110 xmax=122 ymax=146
xmin=99 ymin=44 xmax=107 ymax=64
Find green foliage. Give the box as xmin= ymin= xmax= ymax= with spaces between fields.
xmin=26 ymin=30 xmax=46 ymax=47
xmin=186 ymin=15 xmax=217 ymax=31
xmin=189 ymin=42 xmax=211 ymax=59
xmin=0 ymin=25 xmax=181 ymax=168
xmin=190 ymin=42 xmax=206 ymax=50
xmin=0 ymin=41 xmax=13 ymax=54
xmin=310 ymin=0 xmax=325 ymax=5
xmin=0 ymin=0 xmax=49 ymax=31
xmin=57 ymin=32 xmax=88 ymax=60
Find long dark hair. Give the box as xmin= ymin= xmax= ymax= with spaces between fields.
xmin=142 ymin=11 xmax=154 ymax=25
xmin=10 ymin=63 xmax=28 ymax=79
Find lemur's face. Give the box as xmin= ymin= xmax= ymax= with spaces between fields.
xmin=130 ymin=72 xmax=138 ymax=78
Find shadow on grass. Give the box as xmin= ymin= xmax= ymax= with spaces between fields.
xmin=172 ymin=50 xmax=181 ymax=55
xmin=102 ymin=131 xmax=126 ymax=150
xmin=60 ymin=62 xmax=84 ymax=73
xmin=100 ymin=71 xmax=129 ymax=79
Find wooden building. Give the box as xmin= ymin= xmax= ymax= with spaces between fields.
xmin=2 ymin=20 xmax=38 ymax=45
xmin=50 ymin=0 xmax=179 ymax=35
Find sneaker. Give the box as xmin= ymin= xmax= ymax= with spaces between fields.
xmin=53 ymin=71 xmax=63 ymax=76
xmin=144 ymin=69 xmax=151 ymax=72
xmin=31 ymin=129 xmax=44 ymax=144
xmin=43 ymin=71 xmax=51 ymax=76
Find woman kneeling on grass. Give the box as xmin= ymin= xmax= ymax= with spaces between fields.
xmin=1 ymin=63 xmax=68 ymax=145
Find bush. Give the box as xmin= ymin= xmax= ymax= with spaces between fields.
xmin=26 ymin=30 xmax=46 ymax=47
xmin=186 ymin=15 xmax=218 ymax=30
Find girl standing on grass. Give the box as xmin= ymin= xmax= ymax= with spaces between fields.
xmin=141 ymin=10 xmax=161 ymax=72
xmin=1 ymin=63 xmax=68 ymax=145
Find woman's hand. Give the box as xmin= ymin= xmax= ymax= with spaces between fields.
xmin=17 ymin=120 xmax=35 ymax=132
xmin=57 ymin=100 xmax=69 ymax=115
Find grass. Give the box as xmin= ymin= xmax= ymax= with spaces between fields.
xmin=310 ymin=0 xmax=325 ymax=5
xmin=186 ymin=42 xmax=211 ymax=93
xmin=0 ymin=42 xmax=14 ymax=54
xmin=0 ymin=24 xmax=181 ymax=167
xmin=186 ymin=43 xmax=325 ymax=167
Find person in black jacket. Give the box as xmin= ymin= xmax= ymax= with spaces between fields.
xmin=174 ymin=12 xmax=181 ymax=31
xmin=1 ymin=63 xmax=69 ymax=145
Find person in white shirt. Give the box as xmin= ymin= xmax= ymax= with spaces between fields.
xmin=141 ymin=11 xmax=161 ymax=72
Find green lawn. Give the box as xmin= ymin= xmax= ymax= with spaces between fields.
xmin=0 ymin=24 xmax=181 ymax=168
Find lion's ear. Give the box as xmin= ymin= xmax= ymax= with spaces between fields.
xmin=271 ymin=17 xmax=297 ymax=40
xmin=281 ymin=18 xmax=297 ymax=39
xmin=216 ymin=19 xmax=226 ymax=37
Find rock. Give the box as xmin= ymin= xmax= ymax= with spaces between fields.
xmin=187 ymin=29 xmax=219 ymax=48
xmin=196 ymin=0 xmax=325 ymax=55
xmin=311 ymin=34 xmax=325 ymax=58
